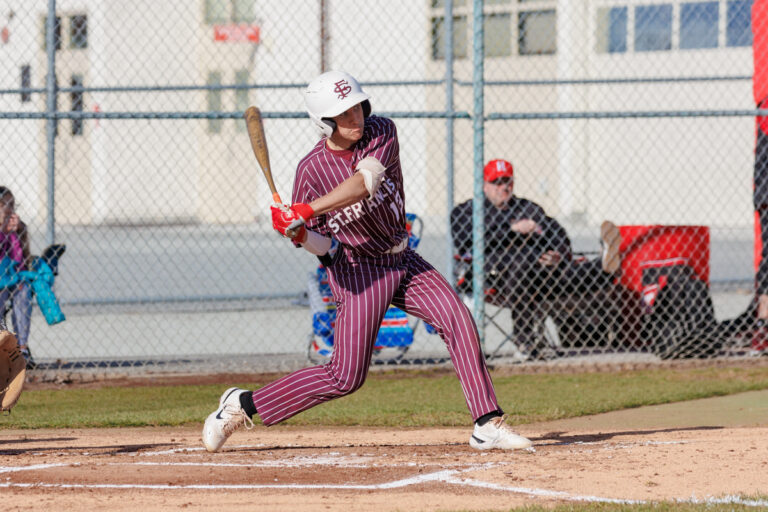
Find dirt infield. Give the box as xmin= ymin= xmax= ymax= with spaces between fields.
xmin=2 ymin=390 xmax=768 ymax=511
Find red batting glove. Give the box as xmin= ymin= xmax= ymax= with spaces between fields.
xmin=271 ymin=203 xmax=314 ymax=241
xmin=290 ymin=203 xmax=314 ymax=223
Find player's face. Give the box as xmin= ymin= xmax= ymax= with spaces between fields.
xmin=329 ymin=103 xmax=364 ymax=149
xmin=483 ymin=178 xmax=514 ymax=208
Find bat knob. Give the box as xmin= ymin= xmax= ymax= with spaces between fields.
xmin=285 ymin=218 xmax=305 ymax=239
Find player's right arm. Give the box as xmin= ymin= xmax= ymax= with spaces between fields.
xmin=275 ymin=158 xmax=382 ymax=236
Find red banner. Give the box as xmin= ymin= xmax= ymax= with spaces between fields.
xmin=213 ymin=24 xmax=260 ymax=43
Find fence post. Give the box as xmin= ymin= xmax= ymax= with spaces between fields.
xmin=44 ymin=0 xmax=58 ymax=246
xmin=471 ymin=0 xmax=485 ymax=347
xmin=445 ymin=0 xmax=455 ymax=280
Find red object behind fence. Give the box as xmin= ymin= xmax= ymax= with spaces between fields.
xmin=618 ymin=225 xmax=711 ymax=295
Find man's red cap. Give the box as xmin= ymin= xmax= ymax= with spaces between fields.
xmin=483 ymin=159 xmax=514 ymax=182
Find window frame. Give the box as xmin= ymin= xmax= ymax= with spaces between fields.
xmin=679 ymin=1 xmax=719 ymax=50
xmin=726 ymin=0 xmax=753 ymax=47
xmin=69 ymin=14 xmax=88 ymax=49
xmin=428 ymin=0 xmax=557 ymax=60
xmin=518 ymin=8 xmax=557 ymax=56
xmin=42 ymin=15 xmax=62 ymax=51
xmin=595 ymin=1 xmax=754 ymax=54
xmin=20 ymin=65 xmax=31 ymax=103
xmin=634 ymin=3 xmax=673 ymax=52
xmin=205 ymin=0 xmax=256 ymax=25
xmin=70 ymin=75 xmax=84 ymax=137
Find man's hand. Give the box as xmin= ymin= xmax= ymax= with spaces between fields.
xmin=538 ymin=250 xmax=562 ymax=267
xmin=511 ymin=219 xmax=541 ymax=235
xmin=271 ymin=203 xmax=314 ymax=241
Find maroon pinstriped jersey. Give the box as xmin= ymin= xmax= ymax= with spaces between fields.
xmin=292 ymin=116 xmax=408 ymax=257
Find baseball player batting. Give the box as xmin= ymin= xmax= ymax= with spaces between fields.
xmin=202 ymin=70 xmax=532 ymax=452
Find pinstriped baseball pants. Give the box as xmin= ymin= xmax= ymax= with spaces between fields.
xmin=251 ymin=248 xmax=501 ymax=426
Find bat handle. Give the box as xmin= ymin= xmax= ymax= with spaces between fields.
xmin=272 ymin=192 xmax=282 ymax=204
xmin=285 ymin=218 xmax=305 ymax=239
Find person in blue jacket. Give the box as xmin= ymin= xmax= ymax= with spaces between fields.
xmin=0 ymin=186 xmax=34 ymax=368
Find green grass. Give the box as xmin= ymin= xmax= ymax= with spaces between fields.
xmin=450 ymin=498 xmax=768 ymax=512
xmin=3 ymin=365 xmax=768 ymax=429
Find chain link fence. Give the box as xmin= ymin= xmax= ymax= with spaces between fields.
xmin=0 ymin=0 xmax=764 ymax=377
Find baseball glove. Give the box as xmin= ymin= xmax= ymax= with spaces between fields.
xmin=0 ymin=329 xmax=25 ymax=412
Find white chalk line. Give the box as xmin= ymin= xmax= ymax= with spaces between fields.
xmin=0 ymin=463 xmax=70 ymax=474
xmin=5 ymin=443 xmax=767 ymax=508
xmin=4 ymin=460 xmax=768 ymax=508
xmin=2 ymin=467 xmax=768 ymax=508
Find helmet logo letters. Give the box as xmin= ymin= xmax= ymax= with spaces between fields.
xmin=333 ymin=80 xmax=352 ymax=99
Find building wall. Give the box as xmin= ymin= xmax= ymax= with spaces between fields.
xmin=0 ymin=2 xmax=44 ymax=224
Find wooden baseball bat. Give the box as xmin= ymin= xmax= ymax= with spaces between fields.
xmin=243 ymin=106 xmax=303 ymax=237
xmin=244 ymin=106 xmax=282 ymax=204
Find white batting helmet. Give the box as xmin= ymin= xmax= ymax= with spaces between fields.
xmin=305 ymin=70 xmax=371 ymax=137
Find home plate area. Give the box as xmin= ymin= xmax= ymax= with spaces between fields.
xmin=2 ymin=426 xmax=768 ymax=510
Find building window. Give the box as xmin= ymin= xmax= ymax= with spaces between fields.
xmin=727 ymin=0 xmax=753 ymax=47
xmin=597 ymin=1 xmax=753 ymax=54
xmin=518 ymin=9 xmax=556 ymax=55
xmin=233 ymin=0 xmax=254 ymax=22
xmin=429 ymin=1 xmax=556 ymax=59
xmin=42 ymin=16 xmax=62 ymax=51
xmin=680 ymin=2 xmax=718 ymax=49
xmin=485 ymin=13 xmax=512 ymax=57
xmin=431 ymin=15 xmax=468 ymax=60
xmin=597 ymin=7 xmax=628 ymax=53
xmin=70 ymin=15 xmax=88 ymax=49
xmin=205 ymin=0 xmax=255 ymax=24
xmin=207 ymin=72 xmax=222 ymax=134
xmin=635 ymin=4 xmax=673 ymax=52
xmin=205 ymin=0 xmax=230 ymax=23
xmin=235 ymin=70 xmax=250 ymax=132
xmin=20 ymin=65 xmax=31 ymax=103
xmin=71 ymin=75 xmax=84 ymax=136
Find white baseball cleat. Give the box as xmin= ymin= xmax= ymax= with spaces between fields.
xmin=202 ymin=387 xmax=254 ymax=452
xmin=469 ymin=414 xmax=533 ymax=450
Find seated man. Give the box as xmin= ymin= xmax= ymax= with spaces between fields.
xmin=450 ymin=159 xmax=622 ymax=360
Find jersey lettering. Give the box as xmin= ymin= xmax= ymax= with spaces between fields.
xmin=325 ymin=177 xmax=402 ymax=234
